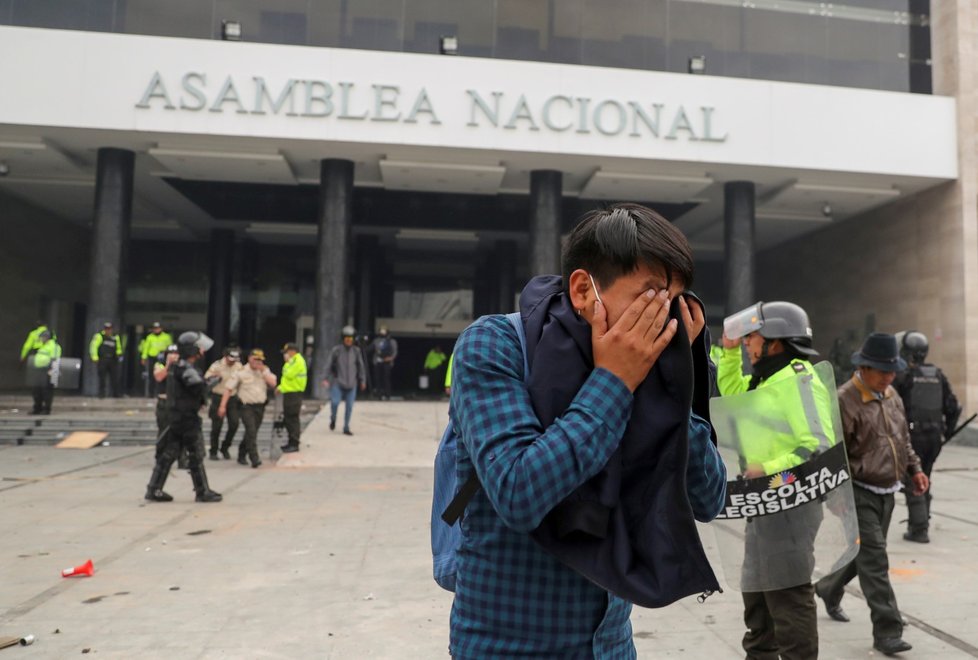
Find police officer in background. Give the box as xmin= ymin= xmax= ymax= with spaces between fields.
xmin=893 ymin=331 xmax=960 ymax=543
xmin=219 ymin=349 xmax=277 ymax=468
xmin=141 ymin=322 xmax=173 ymax=397
xmin=20 ymin=320 xmax=52 ymax=363
xmin=204 ymin=346 xmax=243 ymax=460
xmin=152 ymin=344 xmax=185 ymax=468
xmin=278 ymin=342 xmax=307 ymax=454
xmin=90 ymin=322 xmax=123 ymax=398
xmin=30 ymin=330 xmax=62 ymax=415
xmin=144 ymin=331 xmax=222 ymax=503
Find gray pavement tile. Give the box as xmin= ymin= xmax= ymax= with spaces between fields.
xmin=2 ymin=404 xmax=978 ymax=658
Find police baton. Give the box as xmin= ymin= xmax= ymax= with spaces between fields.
xmin=942 ymin=413 xmax=977 ymax=446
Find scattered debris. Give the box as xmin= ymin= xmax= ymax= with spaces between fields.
xmin=169 ymin=587 xmax=180 ymax=591
xmin=82 ymin=648 xmax=91 ymax=654
xmin=186 ymin=530 xmax=211 ymax=536
xmin=54 ymin=629 xmax=60 ymax=634
xmin=363 ymin=593 xmax=375 ymax=601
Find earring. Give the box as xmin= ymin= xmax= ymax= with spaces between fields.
xmin=575 ymin=308 xmax=582 ymax=316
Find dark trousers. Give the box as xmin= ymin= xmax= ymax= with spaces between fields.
xmin=97 ymin=361 xmax=120 ymax=398
xmin=742 ymin=583 xmax=817 ymax=660
xmin=239 ymin=403 xmax=266 ymax=465
xmin=817 ymin=486 xmax=902 ymax=642
xmin=154 ymin=398 xmax=188 ymax=465
xmin=372 ymin=361 xmax=393 ymax=399
xmin=208 ymin=394 xmax=241 ymax=453
xmin=32 ymin=383 xmax=54 ymax=414
xmin=282 ymin=392 xmax=302 ymax=445
xmin=149 ymin=420 xmax=213 ymax=496
xmin=905 ymin=433 xmax=941 ymax=533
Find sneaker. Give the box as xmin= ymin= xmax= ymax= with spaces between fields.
xmin=329 ymin=418 xmax=336 ymax=431
xmin=343 ymin=428 xmax=353 ymax=436
xmin=281 ymin=444 xmax=299 ymax=453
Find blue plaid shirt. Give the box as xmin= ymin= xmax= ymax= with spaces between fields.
xmin=449 ymin=315 xmax=726 ymax=659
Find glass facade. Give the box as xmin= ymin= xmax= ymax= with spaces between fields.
xmin=0 ymin=0 xmax=931 ymax=93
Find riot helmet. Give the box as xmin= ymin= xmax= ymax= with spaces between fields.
xmin=899 ymin=330 xmax=929 ymax=365
xmin=724 ymin=301 xmax=818 ymax=357
xmin=176 ymin=331 xmax=214 ymax=358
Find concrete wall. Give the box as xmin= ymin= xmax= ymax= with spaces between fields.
xmin=758 ymin=1 xmax=978 ymax=412
xmin=0 ymin=191 xmax=90 ymax=391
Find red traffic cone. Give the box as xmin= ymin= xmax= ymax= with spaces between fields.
xmin=61 ymin=559 xmax=94 ymax=578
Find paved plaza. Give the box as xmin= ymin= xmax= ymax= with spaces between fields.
xmin=2 ymin=399 xmax=978 ymax=658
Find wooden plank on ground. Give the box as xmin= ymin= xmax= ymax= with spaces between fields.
xmin=55 ymin=431 xmax=108 ymax=449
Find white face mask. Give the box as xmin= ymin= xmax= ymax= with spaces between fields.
xmin=587 ymin=273 xmax=604 ymax=307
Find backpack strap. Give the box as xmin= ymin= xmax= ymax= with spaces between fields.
xmin=442 ymin=313 xmax=529 ymax=525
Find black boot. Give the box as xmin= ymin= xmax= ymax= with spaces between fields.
xmin=220 ymin=440 xmax=232 ymax=460
xmin=145 ymin=463 xmax=174 ymax=502
xmin=189 ymin=464 xmax=222 ymax=503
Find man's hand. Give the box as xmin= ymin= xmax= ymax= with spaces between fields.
xmin=587 ymin=288 xmax=677 ymax=392
xmin=217 ymin=405 xmax=227 ymax=419
xmin=722 ymin=332 xmax=741 ymax=349
xmin=679 ymin=295 xmax=705 ymax=346
xmin=322 ymin=379 xmax=330 ymax=389
xmin=911 ymin=471 xmax=930 ymax=496
xmin=743 ymin=463 xmax=766 ymax=479
xmin=360 ymin=383 xmax=367 ymax=392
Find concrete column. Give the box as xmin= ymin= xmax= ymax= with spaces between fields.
xmin=312 ymin=159 xmax=354 ymax=400
xmin=723 ymin=181 xmax=756 ymax=316
xmin=83 ymin=148 xmax=134 ymax=396
xmin=206 ymin=229 xmax=235 ymax=358
xmin=529 ymin=170 xmax=562 ymax=276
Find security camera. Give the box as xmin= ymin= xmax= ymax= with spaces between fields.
xmin=821 ymin=203 xmax=832 ymax=217
xmin=0 ymin=162 xmax=9 ymax=176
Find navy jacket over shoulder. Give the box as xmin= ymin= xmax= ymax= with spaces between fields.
xmin=522 ymin=276 xmax=720 ymax=607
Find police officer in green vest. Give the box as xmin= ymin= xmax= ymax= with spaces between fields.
xmin=278 ymin=342 xmax=307 ymax=453
xmin=21 ymin=320 xmax=53 ymax=363
xmin=90 ymin=321 xmax=124 ymax=398
xmin=30 ymin=330 xmax=62 ymax=415
xmin=141 ymin=322 xmax=174 ymax=397
xmin=718 ymin=300 xmax=836 ymax=660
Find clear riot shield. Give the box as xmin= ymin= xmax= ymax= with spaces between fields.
xmin=709 ymin=361 xmax=858 ymax=592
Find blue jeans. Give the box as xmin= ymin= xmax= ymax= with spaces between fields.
xmin=330 ymin=384 xmax=357 ymax=431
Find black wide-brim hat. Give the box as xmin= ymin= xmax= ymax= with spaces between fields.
xmin=851 ymin=332 xmax=907 ymax=372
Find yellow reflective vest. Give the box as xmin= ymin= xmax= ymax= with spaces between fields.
xmin=90 ymin=331 xmax=123 ymax=362
xmin=280 ymin=353 xmax=308 ymax=393
xmin=141 ymin=332 xmax=173 ymax=360
xmin=21 ymin=325 xmax=51 ymax=360
xmin=33 ymin=339 xmax=62 ymax=369
xmin=717 ymin=347 xmax=836 ymax=475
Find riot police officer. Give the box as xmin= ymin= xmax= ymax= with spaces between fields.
xmin=144 ymin=331 xmax=222 ymax=503
xmin=893 ymin=331 xmax=960 ymax=543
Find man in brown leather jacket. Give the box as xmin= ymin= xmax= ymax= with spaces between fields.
xmin=816 ymin=333 xmax=928 ymax=657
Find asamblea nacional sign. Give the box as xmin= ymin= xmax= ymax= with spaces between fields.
xmin=135 ymin=72 xmax=728 ymax=143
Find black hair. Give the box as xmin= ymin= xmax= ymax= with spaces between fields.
xmin=561 ymin=203 xmax=694 ymax=291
